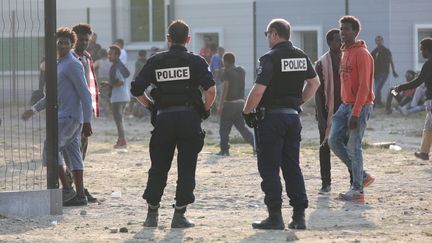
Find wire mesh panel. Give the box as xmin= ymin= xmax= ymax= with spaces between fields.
xmin=0 ymin=0 xmax=46 ymax=192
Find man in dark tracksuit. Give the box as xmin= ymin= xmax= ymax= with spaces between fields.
xmin=131 ymin=19 xmax=216 ymax=228
xmin=243 ymin=18 xmax=320 ymax=230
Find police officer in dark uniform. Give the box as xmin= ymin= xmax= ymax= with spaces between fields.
xmin=131 ymin=19 xmax=216 ymax=228
xmin=243 ymin=18 xmax=320 ymax=230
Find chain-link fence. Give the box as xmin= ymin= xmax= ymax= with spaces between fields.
xmin=1 ymin=0 xmax=46 ymax=192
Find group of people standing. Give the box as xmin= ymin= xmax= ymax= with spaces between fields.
xmin=315 ymin=16 xmax=432 ymax=207
xmin=130 ymin=15 xmax=374 ymax=230
xmin=23 ymin=24 xmax=98 ymax=206
xmin=21 ymin=13 xmax=432 ymax=232
xmin=22 ymin=24 xmax=134 ymax=206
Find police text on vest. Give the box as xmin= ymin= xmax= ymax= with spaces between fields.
xmin=281 ymin=58 xmax=307 ymax=72
xmin=155 ymin=67 xmax=190 ymax=82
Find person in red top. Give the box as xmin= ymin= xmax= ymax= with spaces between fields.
xmin=328 ymin=16 xmax=375 ymax=203
xmin=384 ymin=70 xmax=417 ymax=114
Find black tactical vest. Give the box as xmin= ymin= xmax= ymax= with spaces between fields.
xmin=151 ymin=50 xmax=202 ymax=109
xmin=259 ymin=42 xmax=310 ymax=109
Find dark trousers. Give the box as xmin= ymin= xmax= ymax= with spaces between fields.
xmin=256 ymin=113 xmax=308 ymax=209
xmin=219 ymin=101 xmax=254 ymax=151
xmin=374 ymin=72 xmax=389 ymax=105
xmin=318 ymin=125 xmax=331 ymax=187
xmin=385 ymin=91 xmax=412 ymax=112
xmin=111 ymin=102 xmax=127 ymax=139
xmin=143 ymin=110 xmax=205 ymax=207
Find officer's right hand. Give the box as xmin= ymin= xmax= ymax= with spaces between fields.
xmin=242 ymin=112 xmax=258 ymax=128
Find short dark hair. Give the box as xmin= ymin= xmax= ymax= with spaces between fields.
xmin=268 ymin=18 xmax=291 ymax=40
xmin=339 ymin=15 xmax=361 ymax=32
xmin=168 ymin=19 xmax=189 ymax=44
xmin=223 ymin=52 xmax=235 ymax=65
xmin=405 ymin=70 xmax=416 ymax=78
xmin=98 ymin=48 xmax=108 ymax=58
xmin=114 ymin=38 xmax=124 ymax=48
xmin=138 ymin=50 xmax=147 ymax=57
xmin=420 ymin=37 xmax=432 ymax=53
xmin=109 ymin=45 xmax=121 ymax=56
xmin=326 ymin=28 xmax=340 ymax=45
xmin=72 ymin=23 xmax=92 ymax=35
xmin=56 ymin=27 xmax=77 ymax=46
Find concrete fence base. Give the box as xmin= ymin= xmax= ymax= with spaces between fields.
xmin=0 ymin=189 xmax=62 ymax=218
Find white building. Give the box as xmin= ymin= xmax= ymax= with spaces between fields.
xmin=56 ymin=0 xmax=257 ymax=87
xmin=2 ymin=0 xmax=432 ymax=95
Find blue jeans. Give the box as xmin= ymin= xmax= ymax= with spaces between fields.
xmin=328 ymin=104 xmax=372 ymax=191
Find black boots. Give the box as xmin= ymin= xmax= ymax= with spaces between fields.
xmin=171 ymin=206 xmax=195 ymax=228
xmin=143 ymin=204 xmax=159 ymax=227
xmin=288 ymin=207 xmax=306 ymax=230
xmin=252 ymin=208 xmax=285 ymax=230
xmin=145 ymin=204 xmax=194 ymax=228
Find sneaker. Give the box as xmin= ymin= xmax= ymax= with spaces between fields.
xmin=414 ymin=151 xmax=429 ymax=160
xmin=114 ymin=138 xmax=127 ymax=149
xmin=216 ymin=150 xmax=229 ymax=156
xmin=62 ymin=187 xmax=77 ymax=202
xmin=84 ymin=188 xmax=98 ymax=203
xmin=318 ymin=185 xmax=331 ymax=194
xmin=363 ymin=174 xmax=375 ymax=188
xmin=63 ymin=195 xmax=88 ymax=206
xmin=339 ymin=189 xmax=364 ymax=203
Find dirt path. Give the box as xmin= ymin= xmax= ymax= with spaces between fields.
xmin=0 ymin=107 xmax=431 ymax=242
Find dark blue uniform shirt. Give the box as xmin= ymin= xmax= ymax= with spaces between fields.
xmin=255 ymin=41 xmax=316 ymax=87
xmin=131 ymin=45 xmax=214 ymax=97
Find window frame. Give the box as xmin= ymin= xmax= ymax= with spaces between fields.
xmin=191 ymin=27 xmax=224 ymax=54
xmin=130 ymin=0 xmax=168 ymax=44
xmin=291 ymin=25 xmax=323 ymax=63
xmin=414 ymin=24 xmax=432 ymax=71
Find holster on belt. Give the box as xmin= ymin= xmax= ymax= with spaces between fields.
xmin=189 ymin=91 xmax=210 ymax=120
xmin=148 ymin=103 xmax=157 ymax=126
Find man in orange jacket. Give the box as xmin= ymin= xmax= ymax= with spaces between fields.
xmin=328 ymin=16 xmax=375 ymax=203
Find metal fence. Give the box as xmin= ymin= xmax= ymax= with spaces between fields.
xmin=0 ymin=0 xmax=46 ymax=192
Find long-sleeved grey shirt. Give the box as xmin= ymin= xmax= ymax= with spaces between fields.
xmin=33 ymin=52 xmax=92 ymax=123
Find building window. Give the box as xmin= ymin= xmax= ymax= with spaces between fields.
xmin=130 ymin=0 xmax=166 ymax=42
xmin=291 ymin=26 xmax=322 ymax=63
xmin=414 ymin=24 xmax=432 ymax=70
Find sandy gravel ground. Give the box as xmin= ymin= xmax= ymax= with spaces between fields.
xmin=0 ymin=106 xmax=431 ymax=242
